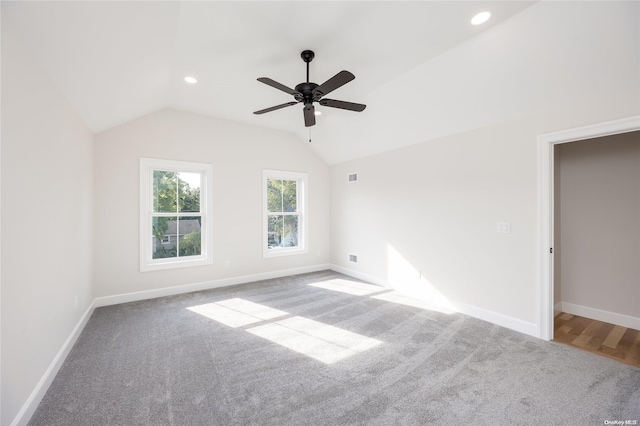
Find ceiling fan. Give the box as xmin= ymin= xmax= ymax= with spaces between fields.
xmin=253 ymin=50 xmax=366 ymax=127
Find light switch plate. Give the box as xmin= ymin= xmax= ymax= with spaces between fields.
xmin=497 ymin=222 xmax=511 ymax=233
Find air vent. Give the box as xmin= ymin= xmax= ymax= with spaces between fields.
xmin=348 ymin=172 xmax=358 ymax=183
xmin=349 ymin=254 xmax=358 ymax=263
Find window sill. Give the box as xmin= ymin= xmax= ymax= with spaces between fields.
xmin=140 ymin=257 xmax=212 ymax=272
xmin=263 ymin=247 xmax=308 ymax=259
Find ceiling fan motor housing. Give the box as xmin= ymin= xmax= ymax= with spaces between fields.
xmin=294 ymin=82 xmax=319 ymax=104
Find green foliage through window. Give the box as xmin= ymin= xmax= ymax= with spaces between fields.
xmin=267 ymin=178 xmax=299 ymax=249
xmin=152 ymin=171 xmax=202 ymax=259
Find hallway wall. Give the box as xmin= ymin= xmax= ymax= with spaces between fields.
xmin=555 ymin=131 xmax=640 ymax=325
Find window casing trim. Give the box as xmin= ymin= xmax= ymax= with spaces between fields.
xmin=139 ymin=158 xmax=213 ymax=272
xmin=263 ymin=169 xmax=309 ymax=258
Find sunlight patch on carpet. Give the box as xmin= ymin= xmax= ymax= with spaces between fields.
xmin=187 ymin=298 xmax=287 ymax=328
xmin=247 ymin=316 xmax=382 ymax=364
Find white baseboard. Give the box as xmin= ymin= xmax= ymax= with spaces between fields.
xmin=560 ymin=302 xmax=640 ymax=330
xmin=453 ymin=301 xmax=538 ymax=337
xmin=329 ymin=264 xmax=391 ymax=289
xmin=94 ymin=264 xmax=331 ymax=307
xmin=554 ymin=302 xmax=563 ymax=317
xmin=330 ymin=264 xmax=538 ymax=338
xmin=11 ymin=300 xmax=96 ymax=426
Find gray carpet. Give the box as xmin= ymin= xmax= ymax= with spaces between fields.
xmin=29 ymin=271 xmax=640 ymax=425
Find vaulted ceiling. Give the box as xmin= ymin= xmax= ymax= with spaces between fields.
xmin=4 ymin=1 xmax=638 ymax=164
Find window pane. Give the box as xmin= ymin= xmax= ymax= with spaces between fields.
xmin=178 ymin=216 xmax=202 ymax=257
xmin=267 ymin=179 xmax=283 ymax=213
xmin=282 ymin=180 xmax=297 ymax=212
xmin=267 ymin=215 xmax=283 ymax=249
xmin=283 ymin=215 xmax=299 ymax=247
xmin=178 ymin=172 xmax=201 ymax=213
xmin=152 ymin=216 xmax=177 ymax=259
xmin=153 ymin=170 xmax=177 ymax=213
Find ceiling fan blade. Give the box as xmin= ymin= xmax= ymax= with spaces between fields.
xmin=312 ymin=70 xmax=355 ymax=98
xmin=257 ymin=77 xmax=301 ymax=96
xmin=319 ymin=98 xmax=366 ymax=112
xmin=253 ymin=102 xmax=298 ymax=115
xmin=303 ymin=104 xmax=316 ymax=127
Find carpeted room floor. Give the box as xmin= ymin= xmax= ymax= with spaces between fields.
xmin=29 ymin=271 xmax=640 ymax=425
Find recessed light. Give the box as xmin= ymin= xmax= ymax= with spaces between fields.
xmin=184 ymin=76 xmax=197 ymax=84
xmin=314 ymin=110 xmax=322 ymax=116
xmin=471 ymin=11 xmax=491 ymax=25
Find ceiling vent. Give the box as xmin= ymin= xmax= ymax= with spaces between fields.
xmin=348 ymin=172 xmax=358 ymax=183
xmin=349 ymin=254 xmax=358 ymax=263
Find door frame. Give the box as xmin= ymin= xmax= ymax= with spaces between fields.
xmin=537 ymin=115 xmax=640 ymax=340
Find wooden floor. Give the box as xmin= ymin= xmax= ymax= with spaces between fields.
xmin=554 ymin=312 xmax=640 ymax=368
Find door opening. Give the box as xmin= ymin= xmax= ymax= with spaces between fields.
xmin=537 ymin=115 xmax=640 ymax=341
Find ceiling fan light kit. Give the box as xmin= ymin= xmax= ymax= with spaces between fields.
xmin=254 ymin=50 xmax=366 ymax=128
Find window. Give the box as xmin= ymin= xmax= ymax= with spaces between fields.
xmin=263 ymin=170 xmax=308 ymax=258
xmin=140 ymin=158 xmax=213 ymax=272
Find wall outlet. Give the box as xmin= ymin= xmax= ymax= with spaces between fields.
xmin=224 ymin=260 xmax=230 ymax=268
xmin=349 ymin=254 xmax=358 ymax=263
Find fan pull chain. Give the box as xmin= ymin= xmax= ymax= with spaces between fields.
xmin=308 ymin=127 xmax=312 ymax=143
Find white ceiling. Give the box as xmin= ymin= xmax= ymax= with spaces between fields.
xmin=4 ymin=1 xmax=638 ymax=164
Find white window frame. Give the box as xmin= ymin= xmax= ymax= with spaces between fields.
xmin=263 ymin=170 xmax=308 ymax=258
xmin=140 ymin=158 xmax=213 ymax=272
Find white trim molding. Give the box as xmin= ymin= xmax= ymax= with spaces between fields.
xmin=453 ymin=301 xmax=538 ymax=338
xmin=537 ymin=115 xmax=640 ymax=341
xmin=330 ymin=264 xmax=391 ymax=289
xmin=139 ymin=158 xmax=214 ymax=272
xmin=560 ymin=302 xmax=640 ymax=331
xmin=11 ymin=300 xmax=96 ymax=426
xmin=262 ymin=169 xmax=309 ymax=259
xmin=554 ymin=303 xmax=563 ymax=317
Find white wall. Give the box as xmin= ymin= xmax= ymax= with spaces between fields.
xmin=1 ymin=19 xmax=94 ymax=426
xmin=93 ymin=108 xmax=330 ymax=298
xmin=556 ymin=132 xmax=640 ymax=320
xmin=331 ymin=110 xmax=640 ymax=336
